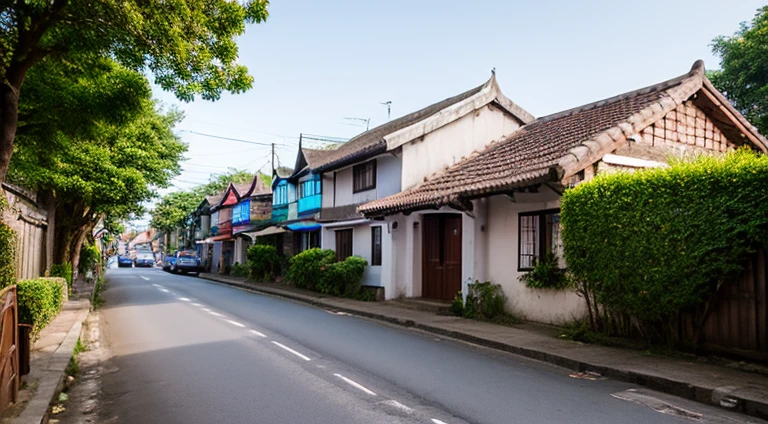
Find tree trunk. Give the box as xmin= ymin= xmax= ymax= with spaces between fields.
xmin=68 ymin=223 xmax=91 ymax=281
xmin=38 ymin=190 xmax=58 ymax=272
xmin=0 ymin=80 xmax=21 ymax=183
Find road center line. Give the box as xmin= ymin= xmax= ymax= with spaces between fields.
xmin=333 ymin=373 xmax=377 ymax=396
xmin=158 ymin=288 xmax=169 ymax=293
xmin=431 ymin=419 xmax=449 ymax=424
xmin=140 ymin=276 xmax=150 ymax=281
xmin=271 ymin=341 xmax=311 ymax=361
xmin=249 ymin=330 xmax=267 ymax=338
xmin=381 ymin=400 xmax=413 ymax=413
xmin=207 ymin=311 xmax=225 ymax=317
xmin=178 ymin=297 xmax=191 ymax=302
xmin=225 ymin=319 xmax=246 ymax=328
xmin=191 ymin=303 xmax=203 ymax=307
xmin=152 ymin=284 xmax=163 ymax=288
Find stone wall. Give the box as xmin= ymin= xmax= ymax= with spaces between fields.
xmin=1 ymin=184 xmax=48 ymax=281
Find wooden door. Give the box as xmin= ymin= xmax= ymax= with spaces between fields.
xmin=335 ymin=229 xmax=353 ymax=261
xmin=422 ymin=214 xmax=462 ymax=301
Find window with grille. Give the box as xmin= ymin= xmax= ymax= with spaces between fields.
xmin=371 ymin=226 xmax=382 ymax=266
xmin=353 ymin=160 xmax=376 ymax=193
xmin=518 ymin=209 xmax=563 ymax=270
xmin=335 ymin=229 xmax=353 ymax=261
xmin=299 ymin=179 xmax=321 ymax=198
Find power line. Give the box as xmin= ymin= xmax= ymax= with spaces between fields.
xmin=180 ymin=130 xmax=275 ymax=146
xmin=185 ymin=120 xmax=299 ymax=140
xmin=182 ymin=162 xmax=232 ymax=169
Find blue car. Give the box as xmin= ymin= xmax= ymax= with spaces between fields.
xmin=162 ymin=254 xmax=177 ymax=272
xmin=117 ymin=255 xmax=133 ymax=268
xmin=134 ymin=250 xmax=155 ymax=267
xmin=174 ymin=251 xmax=201 ymax=275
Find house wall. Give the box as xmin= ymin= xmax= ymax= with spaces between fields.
xmin=328 ymin=154 xmax=402 ymax=207
xmin=320 ymin=221 xmax=389 ymax=289
xmin=400 ymin=104 xmax=522 ymax=190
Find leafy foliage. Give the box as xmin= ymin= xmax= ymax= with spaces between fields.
xmin=463 ymin=280 xmax=507 ymax=321
xmin=286 ymin=248 xmax=337 ymax=291
xmin=450 ymin=292 xmax=464 ymax=316
xmin=518 ymin=253 xmax=569 ymax=290
xmin=0 ymin=223 xmax=15 ymax=288
xmin=318 ymin=256 xmax=368 ymax=297
xmin=50 ymin=263 xmax=73 ymax=292
xmin=562 ymin=149 xmax=768 ymax=334
xmin=710 ymin=6 xmax=768 ymax=135
xmin=78 ymin=243 xmax=101 ymax=275
xmin=230 ymin=262 xmax=250 ymax=278
xmin=247 ymin=244 xmax=281 ymax=281
xmin=18 ymin=278 xmax=65 ymax=338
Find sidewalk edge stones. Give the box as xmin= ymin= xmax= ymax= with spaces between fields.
xmin=14 ymin=301 xmax=90 ymax=424
xmin=198 ymin=274 xmax=768 ymax=420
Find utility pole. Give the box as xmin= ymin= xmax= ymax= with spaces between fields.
xmin=271 ymin=142 xmax=275 ymax=176
xmin=381 ymin=101 xmax=392 ymax=121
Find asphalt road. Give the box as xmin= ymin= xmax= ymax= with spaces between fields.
xmin=95 ymin=267 xmax=758 ymax=424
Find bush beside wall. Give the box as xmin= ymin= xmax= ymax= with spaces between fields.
xmin=247 ymin=245 xmax=282 ymax=281
xmin=286 ymin=248 xmax=336 ymax=291
xmin=50 ymin=263 xmax=73 ymax=292
xmin=286 ymin=248 xmax=369 ymax=298
xmin=0 ymin=223 xmax=15 ymax=289
xmin=18 ymin=278 xmax=65 ymax=338
xmin=562 ymin=149 xmax=768 ymax=339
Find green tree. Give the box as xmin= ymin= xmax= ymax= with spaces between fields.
xmin=0 ymin=0 xmax=269 ymax=183
xmin=710 ymin=6 xmax=768 ymax=135
xmin=9 ymin=58 xmax=186 ymax=270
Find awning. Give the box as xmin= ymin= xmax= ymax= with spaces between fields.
xmin=245 ymin=226 xmax=287 ymax=239
xmin=210 ymin=234 xmax=233 ymax=242
xmin=320 ymin=219 xmax=371 ymax=229
xmin=285 ymin=221 xmax=321 ymax=232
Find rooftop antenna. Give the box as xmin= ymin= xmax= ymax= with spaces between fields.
xmin=381 ymin=101 xmax=392 ymax=121
xmin=343 ymin=117 xmax=370 ymax=131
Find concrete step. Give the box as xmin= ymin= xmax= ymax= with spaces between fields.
xmin=389 ymin=298 xmax=452 ymax=315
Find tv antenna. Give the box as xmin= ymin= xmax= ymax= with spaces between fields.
xmin=342 ymin=117 xmax=370 ymax=131
xmin=381 ymin=101 xmax=392 ymax=121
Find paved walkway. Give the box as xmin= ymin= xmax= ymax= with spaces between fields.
xmin=201 ymin=272 xmax=768 ymax=420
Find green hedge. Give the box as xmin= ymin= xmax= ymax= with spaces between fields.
xmin=247 ymin=245 xmax=281 ymax=281
xmin=231 ymin=262 xmax=250 ymax=278
xmin=318 ymin=256 xmax=368 ymax=296
xmin=79 ymin=244 xmax=100 ymax=275
xmin=50 ymin=263 xmax=73 ymax=291
xmin=562 ymin=149 xmax=768 ymax=334
xmin=286 ymin=248 xmax=336 ymax=290
xmin=0 ymin=223 xmax=15 ymax=289
xmin=18 ymin=278 xmax=65 ymax=338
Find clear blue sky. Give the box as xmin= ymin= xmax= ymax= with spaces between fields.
xmin=146 ymin=0 xmax=764 ymax=207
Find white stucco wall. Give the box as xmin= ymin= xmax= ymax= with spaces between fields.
xmin=400 ymin=103 xmax=522 ymax=190
xmin=326 ymin=154 xmax=403 ymax=207
xmin=320 ymin=221 xmax=389 ymax=289
xmin=481 ymin=190 xmax=586 ymax=324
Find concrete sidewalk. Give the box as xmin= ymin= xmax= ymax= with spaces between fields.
xmin=201 ymin=272 xmax=768 ymax=420
xmin=14 ymin=286 xmax=91 ymax=424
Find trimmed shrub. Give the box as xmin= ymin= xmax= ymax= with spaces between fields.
xmin=18 ymin=278 xmax=65 ymax=338
xmin=518 ymin=253 xmax=569 ymax=290
xmin=231 ymin=262 xmax=250 ymax=278
xmin=562 ymin=149 xmax=768 ymax=337
xmin=0 ymin=222 xmax=16 ymax=289
xmin=286 ymin=248 xmax=336 ymax=290
xmin=50 ymin=263 xmax=73 ymax=292
xmin=247 ymin=245 xmax=281 ymax=281
xmin=318 ymin=256 xmax=368 ymax=296
xmin=464 ymin=280 xmax=506 ymax=320
xmin=450 ymin=292 xmax=464 ymax=316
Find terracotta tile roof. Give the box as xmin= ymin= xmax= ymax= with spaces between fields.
xmin=312 ymin=75 xmax=533 ymax=171
xmin=359 ymin=61 xmax=765 ymax=217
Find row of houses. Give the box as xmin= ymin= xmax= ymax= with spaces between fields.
xmin=190 ymin=60 xmax=767 ymax=324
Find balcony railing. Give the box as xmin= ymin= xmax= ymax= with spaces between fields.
xmin=298 ymin=194 xmax=321 ymax=217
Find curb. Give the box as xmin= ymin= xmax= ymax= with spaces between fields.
xmin=199 ymin=274 xmax=768 ymax=420
xmin=14 ymin=301 xmax=90 ymax=424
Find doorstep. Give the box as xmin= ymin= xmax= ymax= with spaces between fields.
xmin=198 ymin=273 xmax=768 ymax=420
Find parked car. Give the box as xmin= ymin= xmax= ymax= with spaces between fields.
xmin=117 ymin=255 xmax=133 ymax=268
xmin=174 ymin=251 xmax=201 ymax=275
xmin=134 ymin=250 xmax=155 ymax=268
xmin=162 ymin=254 xmax=177 ymax=272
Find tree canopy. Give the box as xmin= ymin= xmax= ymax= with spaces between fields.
xmin=710 ymin=6 xmax=768 ymax=135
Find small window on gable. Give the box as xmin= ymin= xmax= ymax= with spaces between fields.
xmin=353 ymin=160 xmax=377 ymax=193
xmin=518 ymin=209 xmax=563 ymax=271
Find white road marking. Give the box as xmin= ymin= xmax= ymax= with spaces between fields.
xmin=381 ymin=400 xmax=413 ymax=413
xmin=271 ymin=341 xmax=311 ymax=361
xmin=158 ymin=289 xmax=169 ymax=293
xmin=225 ymin=319 xmax=245 ymax=328
xmin=191 ymin=303 xmax=203 ymax=307
xmin=140 ymin=276 xmax=150 ymax=281
xmin=249 ymin=330 xmax=267 ymax=338
xmin=431 ymin=420 xmax=449 ymax=424
xmin=152 ymin=284 xmax=163 ymax=288
xmin=178 ymin=297 xmax=191 ymax=302
xmin=333 ymin=373 xmax=377 ymax=396
xmin=207 ymin=311 xmax=225 ymax=317
xmin=202 ymin=308 xmax=211 ymax=312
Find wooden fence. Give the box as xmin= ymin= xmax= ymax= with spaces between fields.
xmin=684 ymin=250 xmax=768 ymax=360
xmin=0 ymin=286 xmax=18 ymax=415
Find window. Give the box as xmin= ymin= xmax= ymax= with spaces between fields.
xmin=299 ymin=179 xmax=321 ymax=198
xmin=353 ymin=160 xmax=377 ymax=193
xmin=518 ymin=209 xmax=563 ymax=270
xmin=274 ymin=185 xmax=289 ymax=205
xmin=335 ymin=229 xmax=353 ymax=261
xmin=371 ymin=226 xmax=382 ymax=266
xmin=297 ymin=230 xmax=321 ymax=252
